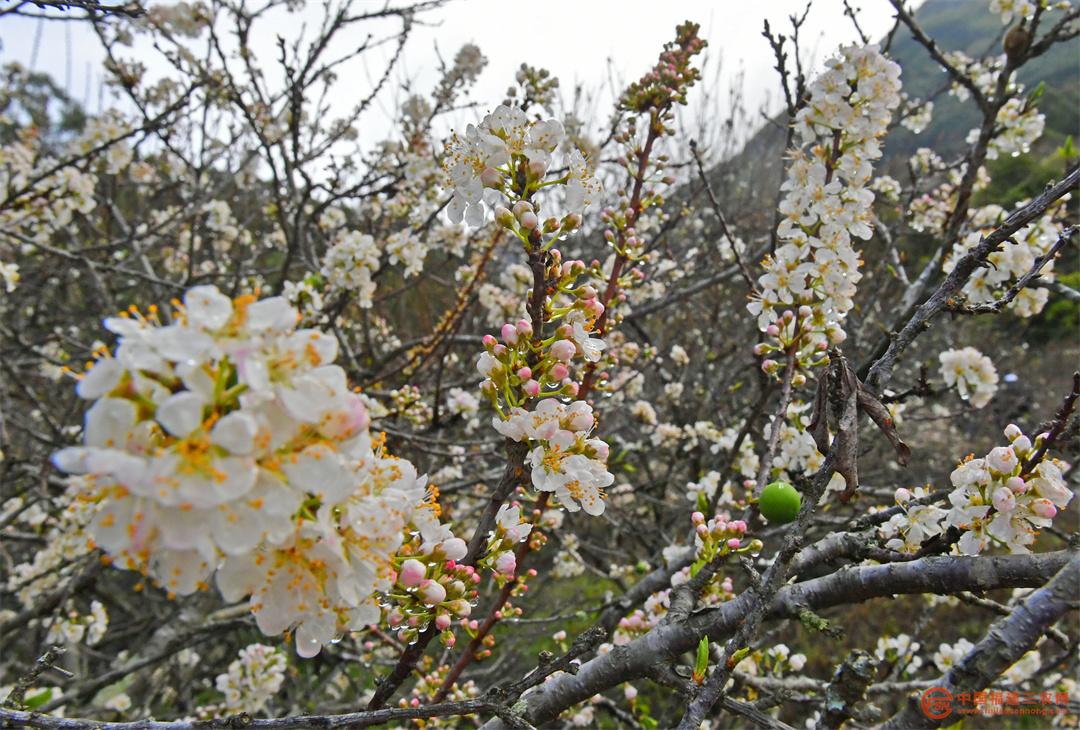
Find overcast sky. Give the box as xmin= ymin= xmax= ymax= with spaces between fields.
xmin=0 ymin=0 xmax=908 ymax=148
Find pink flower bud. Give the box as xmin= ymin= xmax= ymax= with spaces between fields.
xmin=766 ymin=324 xmax=781 ymax=337
xmin=516 ymin=319 xmax=533 ymax=335
xmin=1006 ymin=476 xmax=1028 ymax=494
xmin=986 ymin=446 xmax=1018 ymax=475
xmin=1004 ymin=423 xmax=1022 ymax=441
xmin=580 ymin=285 xmax=597 ymax=299
xmin=512 ymin=200 xmax=533 ymax=218
xmin=482 ymin=334 xmax=497 ymax=348
xmin=992 ymin=486 xmax=1016 ymax=513
xmin=727 ymin=538 xmax=741 ymax=550
xmin=592 ymin=441 xmax=609 ymax=460
xmin=550 ymin=363 xmax=570 ymax=380
xmin=523 ymin=379 xmax=541 ymax=397
xmin=551 ymin=340 xmax=576 ymax=362
xmin=495 ymin=551 xmax=517 ymax=577
xmin=1030 ymin=498 xmax=1057 ymax=519
xmin=696 ymin=524 xmax=708 ymax=537
xmin=480 ymin=167 xmax=502 ymax=188
xmin=520 ymin=212 xmax=538 ymax=230
xmin=798 ymin=305 xmax=813 ymax=319
xmin=691 ymin=511 xmax=705 ymax=525
xmin=761 ymin=359 xmax=778 ymax=373
xmin=753 ymin=344 xmax=769 ymax=356
xmin=400 ymin=559 xmax=426 ymax=587
xmin=501 ymin=323 xmax=519 ymax=345
xmin=388 ymin=608 xmax=403 ymax=626
xmin=782 ymin=310 xmax=795 ymax=322
xmin=895 ymin=487 xmax=912 ymax=503
xmin=625 ymin=685 xmax=638 ymax=701
xmin=492 ymin=343 xmax=507 ymax=357
xmin=419 ymin=579 xmax=447 ymax=605
xmin=495 ymin=206 xmax=515 ymax=227
xmin=563 ymin=381 xmax=579 ymax=397
xmin=517 ymin=367 xmax=532 ymax=380
xmin=435 ymin=614 xmax=452 ymax=630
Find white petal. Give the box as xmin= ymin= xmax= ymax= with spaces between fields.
xmin=184 ymin=285 xmax=233 ymax=331
xmin=85 ymin=397 xmax=137 ymax=449
xmin=152 ymin=325 xmax=213 ymax=363
xmin=247 ymin=297 xmax=298 ymax=333
xmin=211 ymin=412 xmax=258 ymax=455
xmin=156 ymin=392 xmax=205 ymax=437
xmin=282 ymin=444 xmax=355 ymax=504
xmin=77 ymin=359 xmax=123 ymax=399
xmin=215 ymin=552 xmax=261 ymax=602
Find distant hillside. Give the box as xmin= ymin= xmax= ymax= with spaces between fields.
xmin=885 ymin=0 xmax=1079 ymax=160
xmin=706 ymin=0 xmax=1078 ymax=224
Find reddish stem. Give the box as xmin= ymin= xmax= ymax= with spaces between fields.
xmin=433 ymin=492 xmax=550 ymax=700
xmin=579 ymin=111 xmax=661 ymax=400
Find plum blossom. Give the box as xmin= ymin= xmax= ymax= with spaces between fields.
xmin=750 ymin=45 xmax=901 ymax=346
xmin=939 ymin=347 xmax=999 ymax=408
xmin=52 ymin=286 xmax=445 ymax=656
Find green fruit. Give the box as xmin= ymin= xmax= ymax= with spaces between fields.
xmin=759 ymin=481 xmax=801 ymax=524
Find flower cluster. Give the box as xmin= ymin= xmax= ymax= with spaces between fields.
xmin=476 ymin=502 xmax=534 ymax=580
xmin=44 ymin=600 xmax=109 ymax=646
xmin=734 ymin=644 xmax=808 ymax=678
xmin=689 ymin=510 xmax=760 ymax=570
xmin=442 ymin=105 xmax=598 ymax=228
xmin=750 ymin=45 xmax=902 ymax=369
xmin=52 ymin=285 xmax=443 ymax=656
xmin=619 ymin=21 xmax=705 ymax=113
xmin=491 ymin=399 xmax=613 ymax=515
xmin=946 ymin=424 xmax=1072 ymax=554
xmin=474 ymin=247 xmax=615 ymax=516
xmin=943 ymin=51 xmax=1005 ymax=103
xmin=321 ymin=231 xmax=380 ymax=307
xmin=900 ymin=98 xmax=934 ymax=134
xmin=476 ymin=258 xmax=606 ymax=409
xmin=214 ymin=644 xmax=287 ymax=715
xmin=880 ymin=486 xmax=948 ymax=554
xmin=875 ymin=633 xmax=924 ymax=676
xmin=939 ymin=346 xmax=999 ymax=408
xmin=969 ymin=96 xmax=1045 ymax=159
xmin=882 ymin=424 xmax=1073 ymax=557
xmin=944 ymin=199 xmax=1068 ymax=317
xmin=0 ymin=130 xmax=97 ymax=247
xmin=989 ymin=0 xmax=1036 ymax=24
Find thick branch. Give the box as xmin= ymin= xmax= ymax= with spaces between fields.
xmin=480 ymin=550 xmax=1072 ymax=728
xmin=880 ymin=553 xmax=1080 ymax=729
xmin=864 ymin=166 xmax=1079 ymax=393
